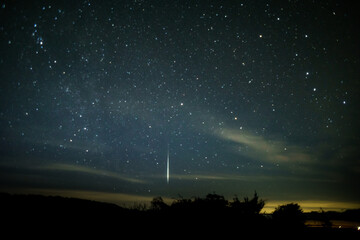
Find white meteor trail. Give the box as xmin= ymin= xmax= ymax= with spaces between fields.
xmin=166 ymin=145 xmax=170 ymax=184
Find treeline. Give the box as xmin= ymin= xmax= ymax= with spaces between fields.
xmin=145 ymin=192 xmax=305 ymax=231
xmin=0 ymin=192 xmax=359 ymax=236
xmin=145 ymin=192 xmax=359 ymax=236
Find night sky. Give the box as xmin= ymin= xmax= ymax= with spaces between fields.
xmin=1 ymin=0 xmax=359 ymax=211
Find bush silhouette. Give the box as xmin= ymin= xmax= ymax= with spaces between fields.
xmin=204 ymin=193 xmax=228 ymax=207
xmin=230 ymin=191 xmax=265 ymax=215
xmin=166 ymin=192 xmax=265 ymax=216
xmin=146 ymin=191 xmax=268 ymax=232
xmin=150 ymin=196 xmax=168 ymax=211
xmin=272 ymin=203 xmax=305 ymax=229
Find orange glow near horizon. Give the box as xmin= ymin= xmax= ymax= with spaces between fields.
xmin=262 ymin=200 xmax=360 ymax=213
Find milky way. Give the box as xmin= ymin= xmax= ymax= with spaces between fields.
xmin=0 ymin=0 xmax=359 ymax=210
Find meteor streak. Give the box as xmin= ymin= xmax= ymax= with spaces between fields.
xmin=167 ymin=145 xmax=170 ymax=184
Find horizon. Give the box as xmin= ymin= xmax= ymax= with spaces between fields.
xmin=2 ymin=188 xmax=359 ymax=213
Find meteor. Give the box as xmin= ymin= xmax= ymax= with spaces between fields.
xmin=166 ymin=145 xmax=170 ymax=184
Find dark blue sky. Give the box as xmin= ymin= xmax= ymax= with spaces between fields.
xmin=0 ymin=0 xmax=359 ymax=211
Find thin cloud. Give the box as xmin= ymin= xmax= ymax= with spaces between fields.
xmin=215 ymin=128 xmax=314 ymax=165
xmin=151 ymin=172 xmax=335 ymax=183
xmin=37 ymin=163 xmax=145 ymax=184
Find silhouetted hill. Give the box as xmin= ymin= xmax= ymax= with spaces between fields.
xmin=0 ymin=192 xmax=122 ymax=213
xmin=0 ymin=192 xmax=127 ymax=217
xmin=0 ymin=192 xmax=140 ymax=234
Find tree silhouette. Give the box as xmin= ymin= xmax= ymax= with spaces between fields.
xmin=150 ymin=196 xmax=168 ymax=211
xmin=272 ymin=203 xmax=305 ymax=229
xmin=243 ymin=191 xmax=265 ymax=214
xmin=204 ymin=193 xmax=228 ymax=209
xmin=4 ymin=192 xmax=359 ymax=236
xmin=230 ymin=191 xmax=265 ymax=215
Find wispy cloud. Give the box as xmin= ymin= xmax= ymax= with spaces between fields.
xmin=150 ymin=171 xmax=336 ymax=184
xmin=214 ymin=128 xmax=314 ymax=165
xmin=37 ymin=163 xmax=145 ymax=184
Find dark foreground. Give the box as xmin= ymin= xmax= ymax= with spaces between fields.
xmin=1 ymin=193 xmax=358 ymax=238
